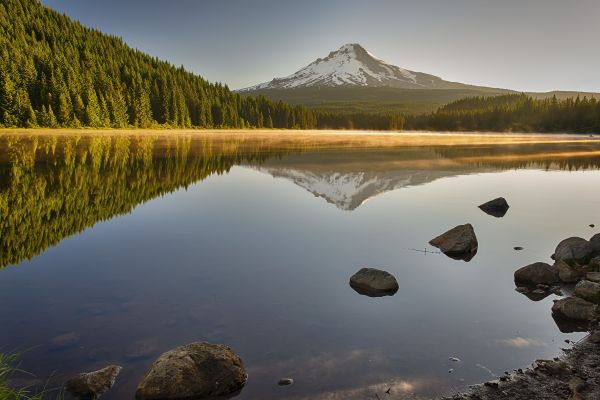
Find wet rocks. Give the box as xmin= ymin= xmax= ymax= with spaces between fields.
xmin=555 ymin=260 xmax=584 ymax=283
xmin=586 ymin=271 xmax=600 ymax=283
xmin=568 ymin=376 xmax=587 ymax=398
xmin=514 ymin=262 xmax=558 ymax=285
xmin=136 ymin=342 xmax=246 ymax=400
xmin=349 ymin=268 xmax=398 ymax=297
xmin=589 ymin=256 xmax=600 ymax=270
xmin=478 ymin=197 xmax=510 ymax=218
xmin=551 ymin=297 xmax=597 ymax=321
xmin=534 ymin=359 xmax=570 ymax=376
xmin=591 ymin=234 xmax=600 ymax=253
xmin=65 ymin=365 xmax=122 ymax=400
xmin=552 ymin=237 xmax=595 ymax=264
xmin=429 ymin=223 xmax=478 ymax=261
xmin=574 ymin=280 xmax=600 ymax=303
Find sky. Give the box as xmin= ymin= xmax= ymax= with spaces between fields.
xmin=42 ymin=0 xmax=600 ymax=92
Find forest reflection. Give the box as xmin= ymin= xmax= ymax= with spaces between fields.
xmin=1 ymin=133 xmax=600 ymax=268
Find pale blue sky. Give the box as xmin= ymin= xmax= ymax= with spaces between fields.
xmin=43 ymin=0 xmax=600 ymax=92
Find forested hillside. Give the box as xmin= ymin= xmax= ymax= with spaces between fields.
xmin=405 ymin=94 xmax=600 ymax=133
xmin=0 ymin=0 xmax=403 ymax=130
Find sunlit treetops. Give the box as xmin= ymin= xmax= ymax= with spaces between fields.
xmin=0 ymin=0 xmax=403 ymax=130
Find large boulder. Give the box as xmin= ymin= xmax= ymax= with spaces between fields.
xmin=514 ymin=262 xmax=559 ymax=285
xmin=591 ymin=233 xmax=600 ymax=254
xmin=574 ymin=280 xmax=600 ymax=303
xmin=429 ymin=224 xmax=478 ymax=261
xmin=555 ymin=260 xmax=585 ymax=283
xmin=349 ymin=268 xmax=398 ymax=297
xmin=552 ymin=237 xmax=594 ymax=264
xmin=589 ymin=256 xmax=600 ymax=270
xmin=65 ymin=365 xmax=122 ymax=400
xmin=478 ymin=197 xmax=509 ymax=218
xmin=587 ymin=271 xmax=600 ymax=283
xmin=552 ymin=297 xmax=597 ymax=321
xmin=136 ymin=342 xmax=246 ymax=400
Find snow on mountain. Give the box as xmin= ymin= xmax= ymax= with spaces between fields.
xmin=240 ymin=43 xmax=469 ymax=91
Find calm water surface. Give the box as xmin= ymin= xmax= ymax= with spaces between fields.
xmin=1 ymin=131 xmax=600 ymax=399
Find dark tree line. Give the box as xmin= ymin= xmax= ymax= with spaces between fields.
xmin=0 ymin=0 xmax=403 ymax=131
xmin=405 ymin=93 xmax=600 ymax=134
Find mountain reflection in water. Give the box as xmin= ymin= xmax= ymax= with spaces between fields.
xmin=2 ymin=131 xmax=600 ymax=399
xmin=1 ymin=132 xmax=600 ymax=268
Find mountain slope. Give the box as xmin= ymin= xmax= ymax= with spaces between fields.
xmin=240 ymin=43 xmax=502 ymax=91
xmin=239 ymin=44 xmax=599 ymax=115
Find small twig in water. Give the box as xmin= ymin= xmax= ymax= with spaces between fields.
xmin=408 ymin=247 xmax=441 ymax=255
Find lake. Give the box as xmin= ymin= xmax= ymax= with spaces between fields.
xmin=1 ymin=130 xmax=600 ymax=399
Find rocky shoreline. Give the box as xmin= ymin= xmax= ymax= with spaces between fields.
xmin=444 ymin=231 xmax=600 ymax=400
xmin=443 ymin=329 xmax=600 ymax=400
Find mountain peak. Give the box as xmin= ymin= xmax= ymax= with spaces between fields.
xmin=240 ymin=43 xmax=468 ymax=91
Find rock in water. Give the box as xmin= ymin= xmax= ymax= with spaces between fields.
xmin=551 ymin=297 xmax=597 ymax=321
xmin=591 ymin=233 xmax=600 ymax=254
xmin=65 ymin=365 xmax=122 ymax=400
xmin=555 ymin=260 xmax=584 ymax=283
xmin=552 ymin=237 xmax=594 ymax=264
xmin=136 ymin=342 xmax=246 ymax=400
xmin=349 ymin=268 xmax=399 ymax=297
xmin=278 ymin=378 xmax=294 ymax=386
xmin=586 ymin=271 xmax=600 ymax=283
xmin=478 ymin=197 xmax=510 ymax=217
xmin=590 ymin=255 xmax=600 ymax=269
xmin=514 ymin=262 xmax=559 ymax=285
xmin=574 ymin=280 xmax=600 ymax=303
xmin=429 ymin=224 xmax=478 ymax=261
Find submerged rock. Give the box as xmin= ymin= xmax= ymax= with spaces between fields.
xmin=65 ymin=365 xmax=122 ymax=400
xmin=125 ymin=337 xmax=159 ymax=360
xmin=552 ymin=296 xmax=597 ymax=321
xmin=51 ymin=331 xmax=79 ymax=350
xmin=552 ymin=237 xmax=594 ymax=264
xmin=349 ymin=268 xmax=398 ymax=297
xmin=429 ymin=224 xmax=478 ymax=261
xmin=574 ymin=280 xmax=600 ymax=303
xmin=514 ymin=262 xmax=558 ymax=285
xmin=278 ymin=378 xmax=294 ymax=386
xmin=478 ymin=197 xmax=510 ymax=217
xmin=136 ymin=342 xmax=246 ymax=400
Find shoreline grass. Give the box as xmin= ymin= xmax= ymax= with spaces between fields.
xmin=0 ymin=353 xmax=62 ymax=400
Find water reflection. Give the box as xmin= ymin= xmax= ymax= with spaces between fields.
xmin=1 ymin=132 xmax=600 ymax=398
xmin=1 ymin=133 xmax=600 ymax=268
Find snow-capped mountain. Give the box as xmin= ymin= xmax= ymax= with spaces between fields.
xmin=240 ymin=43 xmax=475 ymax=91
